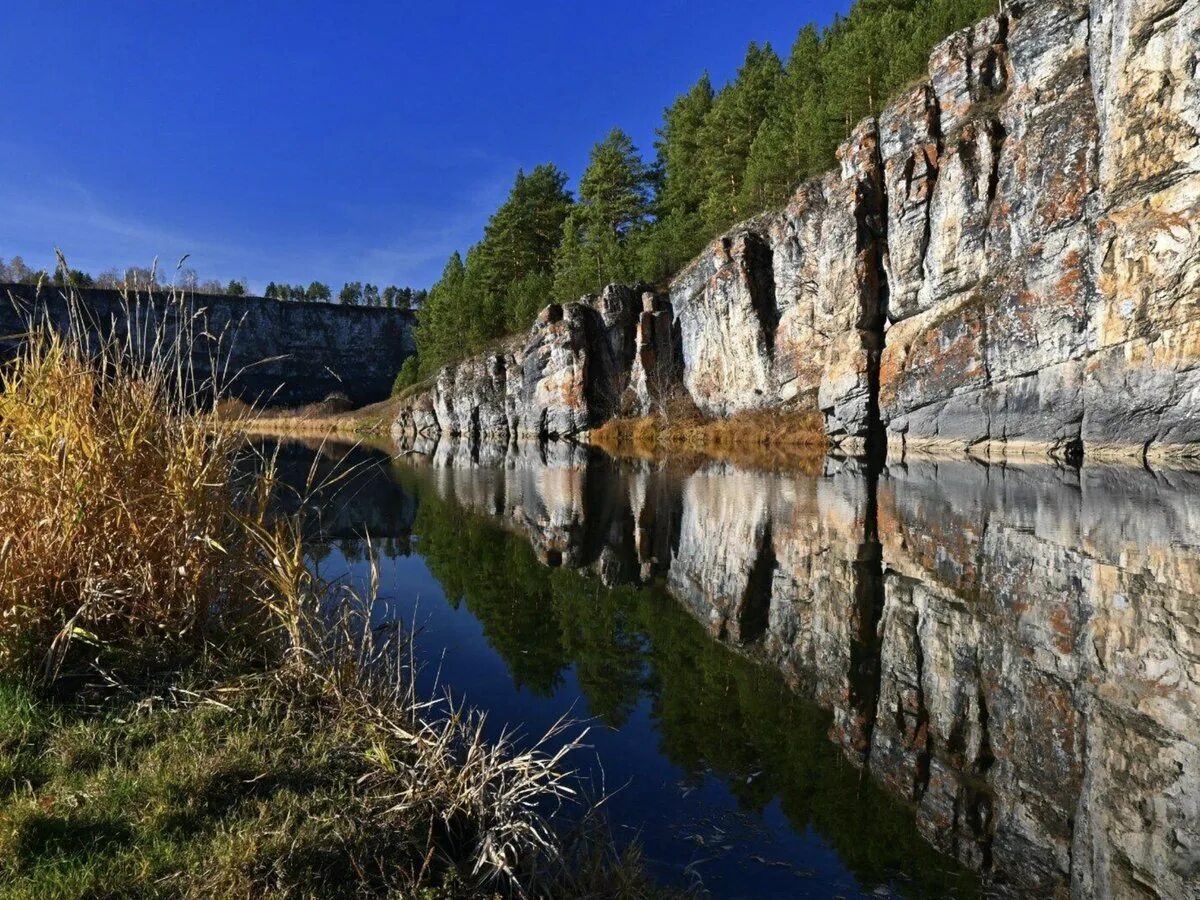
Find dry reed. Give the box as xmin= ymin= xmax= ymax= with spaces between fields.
xmin=0 ymin=271 xmax=262 ymax=680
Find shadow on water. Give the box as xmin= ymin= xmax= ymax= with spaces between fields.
xmin=259 ymin=433 xmax=1200 ymax=899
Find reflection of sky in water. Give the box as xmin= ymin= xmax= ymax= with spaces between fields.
xmin=282 ymin=436 xmax=1200 ymax=899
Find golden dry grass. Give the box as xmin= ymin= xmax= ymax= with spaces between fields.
xmin=216 ymin=394 xmax=401 ymax=438
xmin=0 ymin=278 xmax=671 ymax=897
xmin=590 ymin=401 xmax=828 ymax=473
xmin=0 ymin=291 xmax=266 ymax=680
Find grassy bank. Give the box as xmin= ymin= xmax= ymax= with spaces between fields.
xmin=590 ymin=405 xmax=828 ymax=472
xmin=0 ymin=283 xmax=666 ymax=898
xmin=216 ymin=394 xmax=401 ymax=438
xmin=0 ymin=663 xmax=654 ymax=898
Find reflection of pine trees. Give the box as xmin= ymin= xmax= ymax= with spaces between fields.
xmin=332 ymin=536 xmax=414 ymax=563
xmin=548 ymin=575 xmax=648 ymax=728
xmin=380 ymin=536 xmax=412 ymax=559
xmin=409 ymin=477 xmax=978 ymax=898
xmin=339 ymin=539 xmax=366 ymax=563
xmin=413 ymin=491 xmax=573 ymax=696
xmin=307 ymin=539 xmax=332 ymax=566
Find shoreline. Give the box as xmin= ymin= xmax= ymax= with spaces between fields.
xmin=226 ymin=385 xmax=1200 ymax=474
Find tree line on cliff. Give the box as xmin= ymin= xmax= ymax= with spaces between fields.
xmin=412 ymin=0 xmax=994 ymax=379
xmin=0 ymin=256 xmax=425 ymax=309
xmin=263 ymin=281 xmax=427 ymax=309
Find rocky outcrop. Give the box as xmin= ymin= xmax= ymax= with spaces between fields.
xmin=629 ymin=291 xmax=679 ymax=414
xmin=398 ymin=0 xmax=1199 ymax=463
xmin=394 ymin=285 xmax=644 ymax=443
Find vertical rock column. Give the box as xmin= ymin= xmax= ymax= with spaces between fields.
xmin=816 ymin=119 xmax=890 ymax=453
xmin=630 ymin=291 xmax=679 ymax=415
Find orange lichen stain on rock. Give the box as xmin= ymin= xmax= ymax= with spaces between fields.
xmin=1038 ymin=149 xmax=1092 ymax=226
xmin=929 ymin=313 xmax=984 ymax=385
xmin=1001 ymin=289 xmax=1040 ymax=341
xmin=877 ymin=369 xmax=902 ymax=411
xmin=924 ymin=140 xmax=941 ymax=171
xmin=876 ymin=498 xmax=902 ymax=545
xmin=1049 ymin=604 xmax=1076 ymax=655
xmin=558 ymin=372 xmax=586 ymax=410
xmin=1055 ymin=250 xmax=1085 ymax=303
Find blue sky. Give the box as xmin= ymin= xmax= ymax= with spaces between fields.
xmin=2 ymin=1 xmax=850 ymax=292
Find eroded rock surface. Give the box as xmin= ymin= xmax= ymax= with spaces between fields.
xmin=393 ymin=286 xmax=643 ymax=444
xmin=397 ymin=0 xmax=1199 ymax=462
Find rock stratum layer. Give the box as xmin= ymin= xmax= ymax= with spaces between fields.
xmin=398 ymin=0 xmax=1200 ymax=462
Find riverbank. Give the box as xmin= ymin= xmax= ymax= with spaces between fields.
xmin=0 ymin=296 xmax=667 ymax=898
xmin=0 ymin=664 xmax=643 ymax=898
xmin=217 ymin=394 xmax=400 ymax=438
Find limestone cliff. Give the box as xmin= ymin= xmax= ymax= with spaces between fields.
xmin=395 ymin=284 xmax=649 ymax=443
xmin=1 ymin=284 xmax=416 ymax=407
xmin=397 ymin=0 xmax=1199 ymax=462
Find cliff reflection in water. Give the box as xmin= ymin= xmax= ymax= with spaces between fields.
xmin=284 ymin=435 xmax=1200 ymax=897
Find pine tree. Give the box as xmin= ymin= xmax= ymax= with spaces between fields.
xmin=473 ymin=164 xmax=573 ymax=332
xmin=306 ymin=281 xmax=332 ymax=303
xmin=339 ymin=282 xmax=364 ymax=305
xmin=553 ymin=129 xmax=651 ymax=302
xmin=697 ymin=43 xmax=783 ymax=235
xmin=477 ymin=165 xmax=573 ymax=285
xmin=415 ymin=252 xmax=468 ymax=376
xmin=638 ymin=74 xmax=715 ymax=282
xmin=740 ymin=25 xmax=827 ymax=213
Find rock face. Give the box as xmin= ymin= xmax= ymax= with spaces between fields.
xmin=671 ymin=0 xmax=1199 ymax=461
xmin=399 ymin=0 xmax=1199 ymax=462
xmin=394 ymin=285 xmax=643 ymax=443
xmin=1 ymin=284 xmax=416 ymax=407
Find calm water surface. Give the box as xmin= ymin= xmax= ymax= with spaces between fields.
xmin=265 ymin=437 xmax=1200 ymax=899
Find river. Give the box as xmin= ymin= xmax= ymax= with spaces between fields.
xmin=257 ymin=436 xmax=1200 ymax=898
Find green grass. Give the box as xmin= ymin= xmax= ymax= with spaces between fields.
xmin=0 ymin=667 xmax=661 ymax=899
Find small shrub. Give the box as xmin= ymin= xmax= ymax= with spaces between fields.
xmin=392 ymin=356 xmax=420 ymax=396
xmin=320 ymin=390 xmax=353 ymax=413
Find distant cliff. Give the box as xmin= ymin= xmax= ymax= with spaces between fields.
xmin=1 ymin=284 xmax=416 ymax=407
xmin=396 ymin=0 xmax=1200 ymax=463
